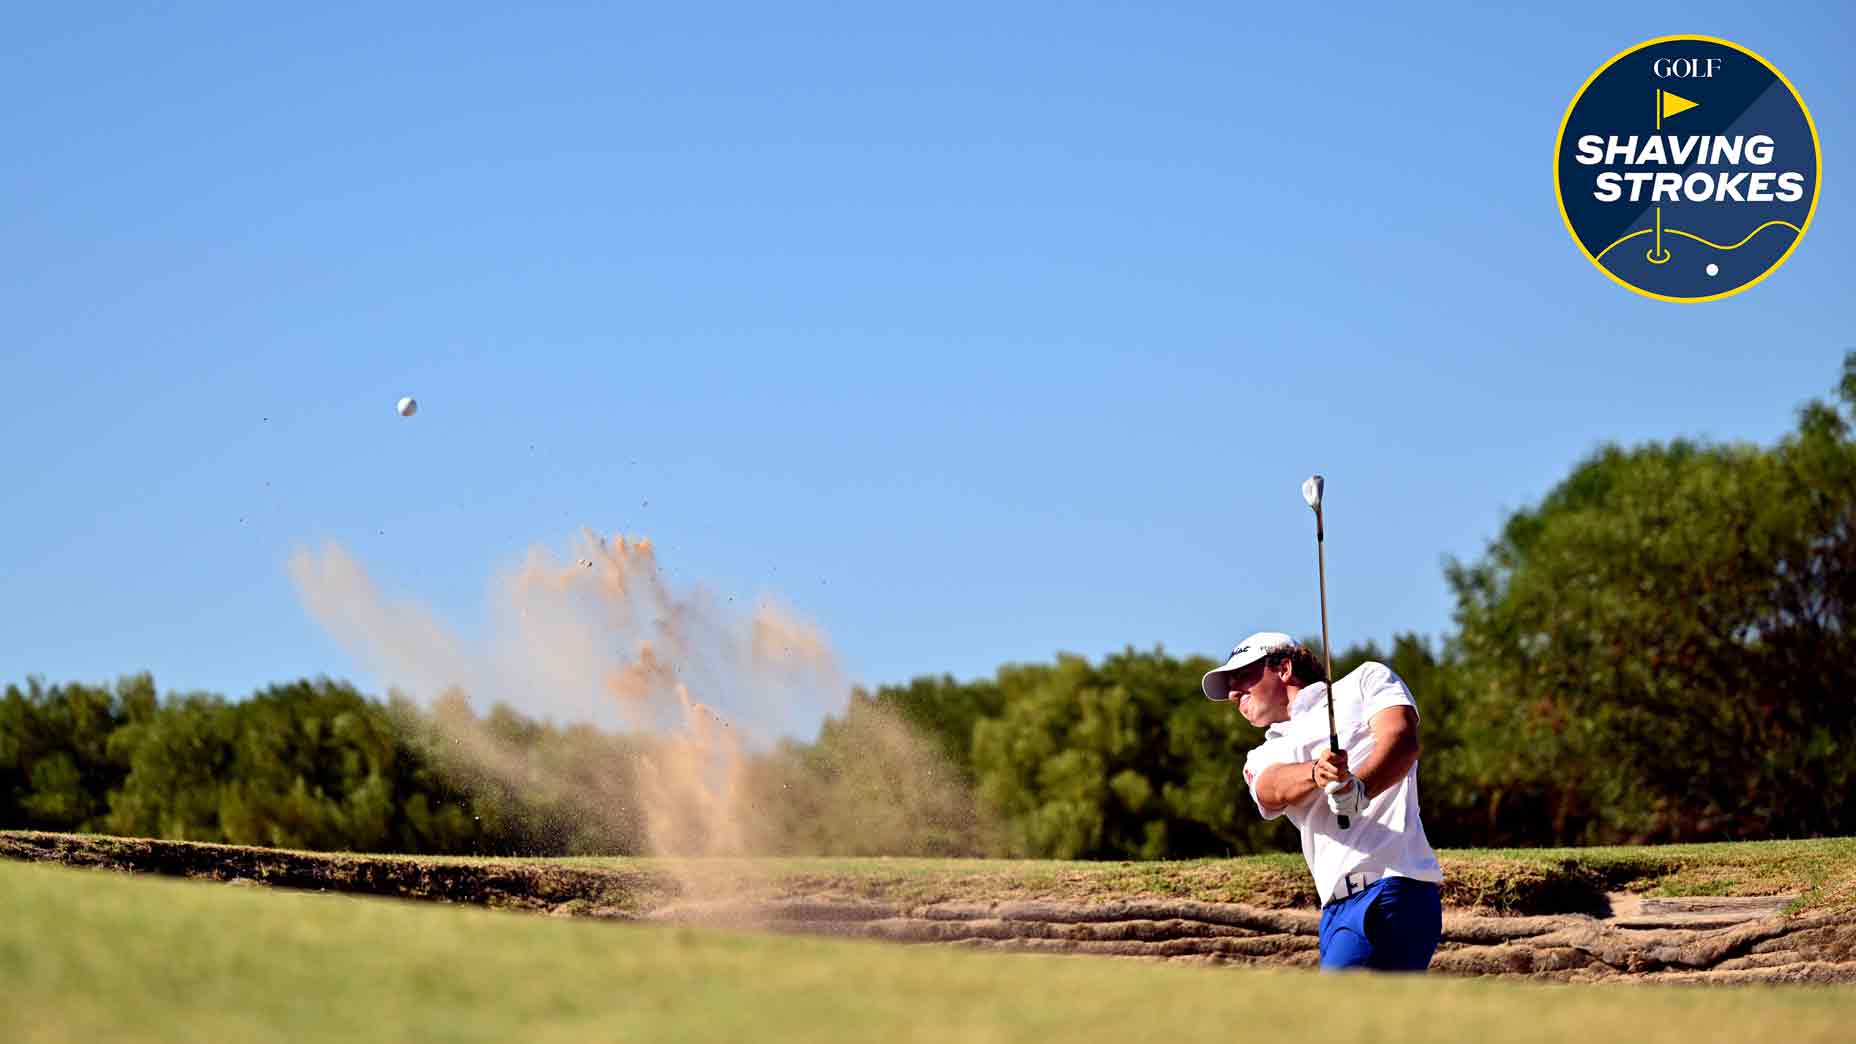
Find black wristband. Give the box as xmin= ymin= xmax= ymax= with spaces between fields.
xmin=1309 ymin=763 xmax=1317 ymax=787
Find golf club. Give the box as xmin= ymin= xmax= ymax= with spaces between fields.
xmin=1301 ymin=474 xmax=1349 ymax=830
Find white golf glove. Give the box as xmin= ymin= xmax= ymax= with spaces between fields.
xmin=1324 ymin=777 xmax=1367 ymax=817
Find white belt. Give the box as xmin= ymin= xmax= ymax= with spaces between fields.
xmin=1327 ymin=870 xmax=1380 ymax=906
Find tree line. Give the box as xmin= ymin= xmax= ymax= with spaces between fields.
xmin=7 ymin=356 xmax=1856 ymax=857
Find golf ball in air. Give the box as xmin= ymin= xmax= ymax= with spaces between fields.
xmin=1706 ymin=263 xmax=1719 ymax=277
xmin=397 ymin=396 xmax=418 ymax=417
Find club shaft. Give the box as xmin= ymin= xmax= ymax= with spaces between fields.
xmin=1314 ymin=507 xmax=1350 ymax=829
xmin=1316 ymin=528 xmax=1336 ymax=747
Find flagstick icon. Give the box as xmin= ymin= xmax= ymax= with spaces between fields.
xmin=1657 ymin=89 xmax=1700 ymax=129
xmin=1647 ymin=89 xmax=1700 ymax=264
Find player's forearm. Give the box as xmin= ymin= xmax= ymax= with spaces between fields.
xmin=1256 ymin=761 xmax=1322 ymax=811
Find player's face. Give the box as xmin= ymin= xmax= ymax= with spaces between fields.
xmin=1227 ymin=660 xmax=1290 ymax=726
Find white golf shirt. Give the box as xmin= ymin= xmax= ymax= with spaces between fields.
xmin=1242 ymin=661 xmax=1444 ymax=906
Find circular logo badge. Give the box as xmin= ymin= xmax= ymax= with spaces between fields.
xmin=1555 ymin=36 xmax=1820 ymax=302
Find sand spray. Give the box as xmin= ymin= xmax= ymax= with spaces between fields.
xmin=288 ymin=530 xmax=984 ymax=862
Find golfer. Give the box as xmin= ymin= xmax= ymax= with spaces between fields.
xmin=1202 ymin=632 xmax=1444 ymax=971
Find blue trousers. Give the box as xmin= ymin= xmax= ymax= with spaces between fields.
xmin=1317 ymin=876 xmax=1442 ymax=972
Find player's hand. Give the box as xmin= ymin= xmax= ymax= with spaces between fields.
xmin=1312 ymin=749 xmax=1350 ymax=786
xmin=1324 ymin=777 xmax=1367 ymax=817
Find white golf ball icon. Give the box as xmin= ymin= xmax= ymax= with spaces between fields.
xmin=1706 ymin=263 xmax=1719 ymax=277
xmin=397 ymin=396 xmax=418 ymax=417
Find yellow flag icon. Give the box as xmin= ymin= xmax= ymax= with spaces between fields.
xmin=1659 ymin=90 xmax=1699 ymax=122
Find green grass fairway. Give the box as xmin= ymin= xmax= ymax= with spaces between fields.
xmin=4 ymin=859 xmax=1852 ymax=1044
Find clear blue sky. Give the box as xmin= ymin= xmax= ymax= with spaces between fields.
xmin=4 ymin=4 xmax=1851 ymax=723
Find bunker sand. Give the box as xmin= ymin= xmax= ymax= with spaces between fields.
xmin=7 ymin=831 xmax=1853 ymax=983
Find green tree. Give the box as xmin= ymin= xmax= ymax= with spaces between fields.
xmin=0 ymin=674 xmax=150 ymax=831
xmin=862 ymin=674 xmax=1004 ymax=780
xmin=970 ymin=648 xmax=1304 ymax=859
xmin=216 ymin=678 xmax=404 ymax=851
xmin=1443 ymin=354 xmax=1856 ymax=844
xmin=106 ymin=691 xmax=234 ymax=840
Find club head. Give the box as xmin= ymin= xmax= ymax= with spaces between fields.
xmin=1301 ymin=474 xmax=1325 ymax=511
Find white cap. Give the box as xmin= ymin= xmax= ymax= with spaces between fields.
xmin=1201 ymin=631 xmax=1300 ymax=701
